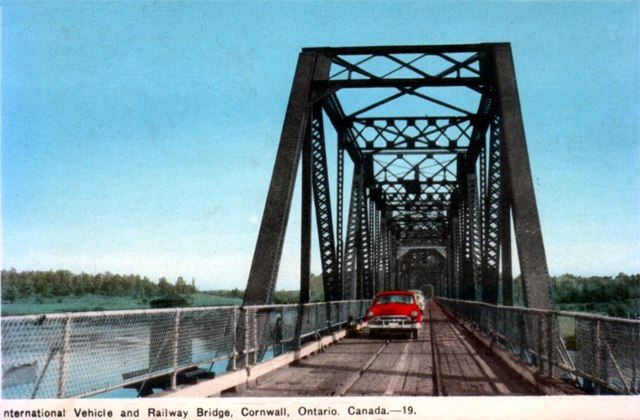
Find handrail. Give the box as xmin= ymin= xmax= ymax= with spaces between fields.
xmin=438 ymin=297 xmax=640 ymax=324
xmin=1 ymin=299 xmax=371 ymax=399
xmin=437 ymin=297 xmax=640 ymax=395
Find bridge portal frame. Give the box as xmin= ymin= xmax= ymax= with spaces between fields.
xmin=243 ymin=43 xmax=553 ymax=310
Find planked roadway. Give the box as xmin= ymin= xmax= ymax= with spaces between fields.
xmin=228 ymin=300 xmax=540 ymax=397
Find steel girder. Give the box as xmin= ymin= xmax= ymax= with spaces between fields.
xmin=243 ymin=52 xmax=321 ymax=306
xmin=244 ymin=43 xmax=554 ymax=310
xmin=310 ymin=106 xmax=340 ymax=301
xmin=342 ymin=166 xmax=360 ymax=298
xmin=482 ymin=115 xmax=502 ymax=303
xmin=342 ymin=166 xmax=373 ymax=299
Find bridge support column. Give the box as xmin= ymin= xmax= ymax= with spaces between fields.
xmin=492 ymin=44 xmax=553 ymax=310
xmin=243 ymin=51 xmax=333 ymax=306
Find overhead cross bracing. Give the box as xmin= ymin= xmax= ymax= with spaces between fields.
xmin=244 ymin=43 xmax=554 ymax=312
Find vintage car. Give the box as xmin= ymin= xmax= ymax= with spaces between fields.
xmin=364 ymin=290 xmax=422 ymax=338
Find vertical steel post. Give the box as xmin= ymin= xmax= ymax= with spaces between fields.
xmin=546 ymin=311 xmax=554 ymax=375
xmin=171 ymin=309 xmax=181 ymax=390
xmin=311 ymin=104 xmax=340 ymax=300
xmin=595 ymin=320 xmax=603 ymax=394
xmin=230 ymin=308 xmax=237 ymax=371
xmin=252 ymin=310 xmax=258 ymax=365
xmin=389 ymin=230 xmax=397 ymax=289
xmin=344 ymin=166 xmax=364 ymax=299
xmin=452 ymin=217 xmax=461 ymax=299
xmin=536 ymin=313 xmax=544 ymax=371
xmin=337 ymin=138 xmax=345 ymax=296
xmin=301 ymin=111 xmax=312 ymax=305
xmin=482 ymin=115 xmax=501 ymax=304
xmin=57 ymin=315 xmax=71 ymax=398
xmin=467 ymin=173 xmax=482 ymax=300
xmin=445 ymin=234 xmax=453 ymax=298
xmin=296 ymin=123 xmax=312 ymax=348
xmin=244 ymin=309 xmax=249 ymax=367
xmin=518 ymin=311 xmax=527 ymax=358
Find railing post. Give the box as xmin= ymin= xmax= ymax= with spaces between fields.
xmin=252 ymin=310 xmax=258 ymax=364
xmin=230 ymin=307 xmax=237 ymax=371
xmin=536 ymin=313 xmax=543 ymax=371
xmin=595 ymin=319 xmax=603 ymax=394
xmin=277 ymin=306 xmax=285 ymax=355
xmin=546 ymin=311 xmax=554 ymax=375
xmin=171 ymin=309 xmax=182 ymax=390
xmin=230 ymin=306 xmax=250 ymax=370
xmin=326 ymin=301 xmax=332 ymax=331
xmin=243 ymin=308 xmax=250 ymax=366
xmin=518 ymin=311 xmax=527 ymax=359
xmin=57 ymin=315 xmax=71 ymax=398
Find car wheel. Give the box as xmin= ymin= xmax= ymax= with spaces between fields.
xmin=411 ymin=330 xmax=418 ymax=340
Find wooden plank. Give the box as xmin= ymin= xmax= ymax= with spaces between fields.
xmin=429 ymin=300 xmax=541 ymax=396
xmin=240 ymin=336 xmax=387 ymax=396
xmin=153 ymin=327 xmax=351 ymax=397
xmin=400 ymin=322 xmax=435 ymax=395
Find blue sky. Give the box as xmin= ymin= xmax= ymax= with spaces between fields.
xmin=2 ymin=1 xmax=639 ymax=290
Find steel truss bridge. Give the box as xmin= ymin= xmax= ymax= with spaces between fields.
xmin=246 ymin=43 xmax=551 ymax=309
xmin=2 ymin=44 xmax=639 ymax=400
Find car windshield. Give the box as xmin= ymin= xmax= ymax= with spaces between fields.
xmin=375 ymin=294 xmax=414 ymax=304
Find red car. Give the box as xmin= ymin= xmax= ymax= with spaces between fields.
xmin=364 ymin=290 xmax=423 ymax=338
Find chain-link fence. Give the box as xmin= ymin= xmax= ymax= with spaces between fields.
xmin=438 ymin=297 xmax=640 ymax=394
xmin=1 ymin=300 xmax=369 ymax=399
xmin=241 ymin=300 xmax=369 ymax=364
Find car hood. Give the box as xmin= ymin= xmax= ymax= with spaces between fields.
xmin=369 ymin=303 xmax=417 ymax=316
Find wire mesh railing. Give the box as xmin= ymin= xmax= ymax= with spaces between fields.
xmin=437 ymin=297 xmax=640 ymax=395
xmin=1 ymin=300 xmax=370 ymax=399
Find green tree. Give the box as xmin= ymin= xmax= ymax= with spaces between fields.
xmin=175 ymin=277 xmax=189 ymax=294
xmin=1 ymin=279 xmax=19 ymax=302
xmin=310 ymin=273 xmax=324 ymax=302
xmin=158 ymin=277 xmax=173 ymax=295
xmin=53 ymin=270 xmax=73 ymax=296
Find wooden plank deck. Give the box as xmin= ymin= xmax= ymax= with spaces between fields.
xmin=229 ymin=300 xmax=540 ymax=397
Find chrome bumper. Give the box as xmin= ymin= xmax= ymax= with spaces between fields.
xmin=365 ymin=317 xmax=420 ymax=330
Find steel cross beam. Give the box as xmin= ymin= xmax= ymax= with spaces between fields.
xmin=244 ymin=43 xmax=554 ymax=312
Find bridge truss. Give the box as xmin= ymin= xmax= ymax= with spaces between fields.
xmin=244 ymin=43 xmax=554 ymax=310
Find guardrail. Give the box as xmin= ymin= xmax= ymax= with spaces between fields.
xmin=437 ymin=297 xmax=640 ymax=395
xmin=1 ymin=300 xmax=370 ymax=399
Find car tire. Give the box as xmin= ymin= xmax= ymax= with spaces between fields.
xmin=411 ymin=330 xmax=418 ymax=340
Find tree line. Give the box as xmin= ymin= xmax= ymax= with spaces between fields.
xmin=1 ymin=269 xmax=325 ymax=305
xmin=549 ymin=273 xmax=639 ymax=317
xmin=509 ymin=272 xmax=639 ymax=317
xmin=206 ymin=273 xmax=325 ymax=304
xmin=1 ymin=269 xmax=197 ymax=302
xmin=551 ymin=273 xmax=639 ymax=304
xmin=2 ymin=269 xmax=637 ymax=317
